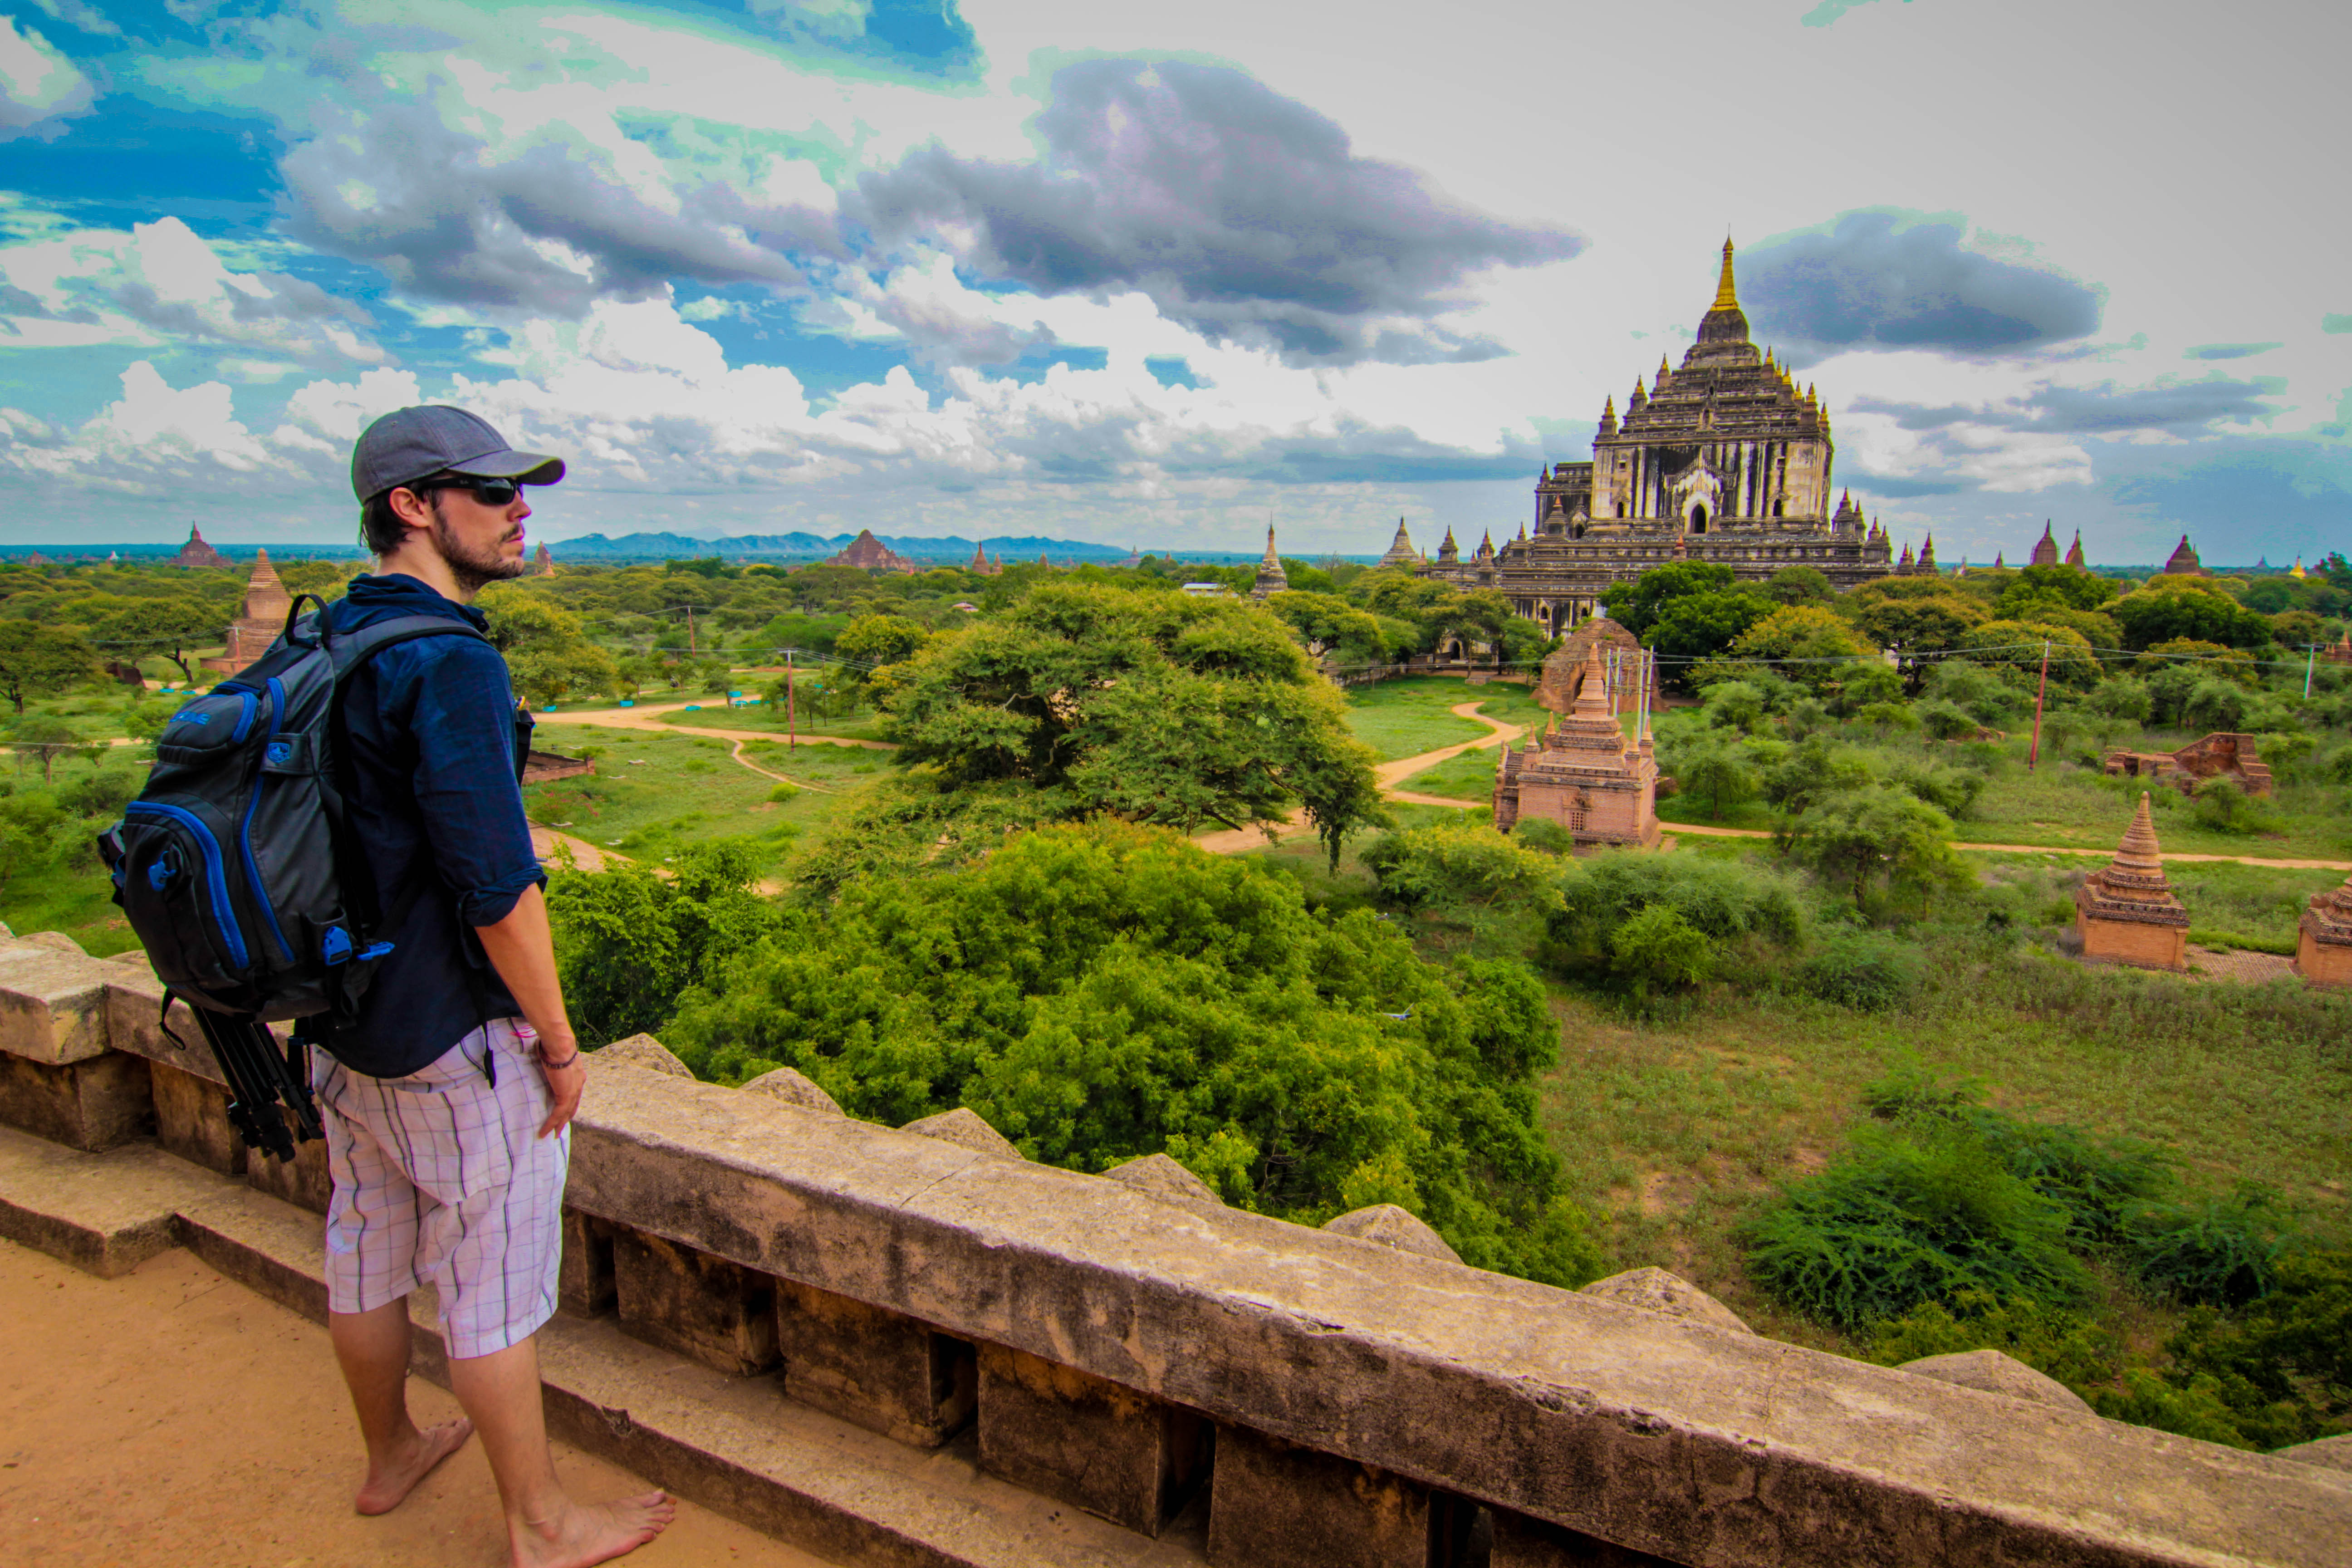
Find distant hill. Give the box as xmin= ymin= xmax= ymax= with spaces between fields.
xmin=547 ymin=531 xmax=1139 ymax=562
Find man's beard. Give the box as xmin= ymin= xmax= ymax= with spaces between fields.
xmin=431 ymin=507 xmax=529 ymax=595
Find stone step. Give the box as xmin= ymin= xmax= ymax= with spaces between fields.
xmin=0 ymin=1126 xmax=1209 ymax=1568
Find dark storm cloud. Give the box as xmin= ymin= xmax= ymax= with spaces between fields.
xmin=1740 ymin=210 xmax=2103 ymax=358
xmin=851 ymin=58 xmax=1582 ymax=365
xmin=1851 ymin=376 xmax=2279 ymax=436
xmin=277 ymin=99 xmax=833 ymax=314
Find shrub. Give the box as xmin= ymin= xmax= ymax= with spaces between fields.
xmin=1607 ymin=904 xmax=1713 ymax=998
xmin=2126 ymin=1188 xmax=2298 ymax=1308
xmin=1362 ymin=823 xmax=1561 ymax=915
xmin=55 ymin=769 xmax=139 ymax=819
xmin=1512 ymin=818 xmax=1575 ymax=856
xmin=548 ymin=838 xmax=784 ymax=1044
xmin=1851 ymin=700 xmax=1920 ymax=740
xmin=1779 ymin=783 xmax=1968 ymax=915
xmin=1914 ymin=700 xmax=1979 ymax=741
xmin=1867 ymin=1289 xmax=2120 ymax=1395
xmin=2181 ymin=679 xmax=2247 ymax=733
xmin=1701 ymin=680 xmax=1768 ymax=732
xmin=767 ymin=782 xmax=800 ymax=803
xmin=1921 ymin=660 xmax=2024 ymax=724
xmin=662 ymin=822 xmax=1603 ymax=1285
xmin=1760 ymin=736 xmax=1872 ymax=814
xmin=2189 ymin=779 xmax=2284 ymax=836
xmin=1671 ymin=739 xmax=1759 ymax=819
xmin=1794 ymin=929 xmax=1922 ymax=1011
xmin=2086 ymin=676 xmax=2153 ymax=727
xmin=1744 ymin=1119 xmax=2093 ymax=1331
xmin=1883 ymin=760 xmax=1986 ymax=819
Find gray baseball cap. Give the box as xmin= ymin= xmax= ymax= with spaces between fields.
xmin=351 ymin=405 xmax=565 ymax=502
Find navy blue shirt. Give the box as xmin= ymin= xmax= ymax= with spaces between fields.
xmin=325 ymin=574 xmax=545 ymax=1078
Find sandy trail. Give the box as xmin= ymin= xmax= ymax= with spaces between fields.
xmin=1193 ymin=701 xmax=1528 ymax=853
xmin=535 ymin=701 xmax=895 ymax=751
xmin=1662 ymin=819 xmax=2352 ymax=871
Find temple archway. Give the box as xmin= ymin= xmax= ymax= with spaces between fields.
xmin=1689 ymin=504 xmax=1709 ymax=534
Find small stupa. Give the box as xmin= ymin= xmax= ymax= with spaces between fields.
xmin=2073 ymin=793 xmax=2189 ymax=970
xmin=2294 ymin=872 xmax=2352 ymax=988
xmin=1250 ymin=525 xmax=1289 ymax=599
xmin=204 ymin=549 xmax=293 ymax=676
xmin=1494 ymin=642 xmax=1658 ymax=850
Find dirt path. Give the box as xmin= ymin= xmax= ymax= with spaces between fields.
xmin=536 ymin=702 xmax=894 ymax=752
xmin=1663 ymin=819 xmax=2352 ymax=871
xmin=527 ymin=826 xmax=628 ymax=871
xmin=0 ymin=1238 xmax=833 ymax=1568
xmin=1193 ymin=701 xmax=1528 ymax=853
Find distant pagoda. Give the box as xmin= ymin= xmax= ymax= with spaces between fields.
xmin=1250 ymin=526 xmax=1289 ymax=598
xmin=825 ymin=528 xmax=917 ymax=573
xmin=2161 ymin=534 xmax=2208 ymax=577
xmin=205 ymin=550 xmax=293 ymax=676
xmin=175 ymin=525 xmax=230 ymax=568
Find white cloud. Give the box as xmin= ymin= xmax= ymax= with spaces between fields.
xmin=0 ymin=15 xmax=92 ymax=139
xmin=0 ymin=216 xmax=385 ymax=365
xmin=0 ymin=362 xmax=278 ymax=494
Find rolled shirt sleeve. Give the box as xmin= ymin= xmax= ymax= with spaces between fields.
xmin=403 ymin=638 xmax=547 ymax=927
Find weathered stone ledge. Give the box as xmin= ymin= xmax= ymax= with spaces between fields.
xmin=0 ymin=931 xmax=2347 ymax=1568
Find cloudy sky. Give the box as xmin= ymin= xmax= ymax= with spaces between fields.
xmin=0 ymin=0 xmax=2344 ymax=564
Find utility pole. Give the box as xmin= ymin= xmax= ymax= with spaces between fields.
xmin=786 ymin=649 xmax=796 ymax=751
xmin=2306 ymin=643 xmax=2318 ymax=700
xmin=2028 ymin=639 xmax=2050 ymax=770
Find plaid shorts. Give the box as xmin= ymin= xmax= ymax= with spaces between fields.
xmin=313 ymin=1017 xmax=570 ymax=1360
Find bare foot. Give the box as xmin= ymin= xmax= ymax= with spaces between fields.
xmin=355 ymin=1416 xmax=474 ymax=1515
xmin=511 ymin=1491 xmax=676 ymax=1568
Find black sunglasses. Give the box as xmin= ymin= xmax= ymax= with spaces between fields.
xmin=412 ymin=474 xmax=524 ymax=507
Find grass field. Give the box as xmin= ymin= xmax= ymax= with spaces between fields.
xmin=1392 ymin=746 xmax=1498 ymax=801
xmin=525 ymin=731 xmax=866 ymax=868
xmin=1340 ymin=676 xmax=1551 ymax=760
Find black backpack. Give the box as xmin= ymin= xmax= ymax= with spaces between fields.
xmin=98 ymin=595 xmax=515 ymax=1156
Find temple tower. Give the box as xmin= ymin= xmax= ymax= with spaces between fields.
xmin=2031 ymin=522 xmax=2060 ymax=567
xmin=1250 ymin=526 xmax=1289 ymax=599
xmin=2065 ymin=530 xmax=2086 ymax=567
xmin=1493 ymin=643 xmax=1658 ymax=850
xmin=2073 ymin=794 xmax=2189 ymax=970
xmin=1378 ymin=519 xmax=1419 ymax=568
xmin=205 ymin=549 xmax=294 ymax=676
xmin=2163 ymin=535 xmax=2208 ymax=577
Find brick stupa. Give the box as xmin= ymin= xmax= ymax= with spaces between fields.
xmin=2073 ymin=793 xmax=2189 ymax=970
xmin=2293 ymin=872 xmax=2352 ymax=988
xmin=1494 ymin=641 xmax=1658 ymax=850
xmin=174 ymin=525 xmax=230 ymax=568
xmin=204 ymin=549 xmax=292 ymax=676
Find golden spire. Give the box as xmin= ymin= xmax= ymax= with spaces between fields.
xmin=1603 ymin=393 xmax=1615 ymax=416
xmin=1658 ymin=353 xmax=1671 ymax=379
xmin=1632 ymin=377 xmax=1646 ymax=400
xmin=1710 ymin=236 xmax=1739 ymax=310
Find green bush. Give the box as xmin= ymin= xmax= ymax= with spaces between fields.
xmin=767 ymin=782 xmax=800 ymax=803
xmin=1548 ymin=851 xmax=1803 ymax=991
xmin=55 ymin=769 xmax=139 ymax=819
xmin=662 ymin=822 xmax=1604 ymax=1285
xmin=1511 ymin=818 xmax=1576 ymax=856
xmin=1913 ymin=700 xmax=1979 ymax=741
xmin=1759 ymin=736 xmax=1871 ymax=815
xmin=2126 ymin=1188 xmax=2298 ymax=1308
xmin=1794 ymin=929 xmax=1923 ymax=1011
xmin=2188 ymin=779 xmax=2283 ymax=835
xmin=1362 ymin=823 xmax=1560 ymax=915
xmin=1744 ymin=1119 xmax=2093 ymax=1331
xmin=1883 ymin=760 xmax=1986 ymax=819
xmin=548 ymin=838 xmax=784 ymax=1045
xmin=1607 ymin=904 xmax=1713 ymax=999
xmin=1922 ymin=660 xmax=2024 ymax=724
xmin=1867 ymin=1289 xmax=2119 ymax=1394
xmin=2181 ymin=678 xmax=2247 ymax=733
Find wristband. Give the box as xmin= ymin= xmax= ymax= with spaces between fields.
xmin=538 ymin=1048 xmax=581 ymax=1070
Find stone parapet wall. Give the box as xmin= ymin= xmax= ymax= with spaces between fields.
xmin=0 ymin=930 xmax=2349 ymax=1567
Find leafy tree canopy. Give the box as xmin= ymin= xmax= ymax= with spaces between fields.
xmin=0 ymin=622 xmax=98 ymax=715
xmin=1763 ymin=565 xmax=1838 ymax=607
xmin=880 ymin=584 xmax=1386 ymax=867
xmin=1647 ymin=589 xmax=1775 ymax=666
xmin=2112 ymin=580 xmax=2277 ymax=652
xmin=662 ymin=822 xmax=1601 ymax=1283
xmin=1600 ymin=562 xmax=1736 ymax=638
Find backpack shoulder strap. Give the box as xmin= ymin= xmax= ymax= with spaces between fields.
xmin=321 ymin=612 xmax=491 ymax=683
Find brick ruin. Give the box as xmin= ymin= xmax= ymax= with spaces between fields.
xmin=0 ymin=929 xmax=2347 ymax=1565
xmin=1531 ymin=617 xmax=1649 ymax=717
xmin=2102 ymin=731 xmax=2274 ymax=798
xmin=2296 ymin=872 xmax=2352 ymax=988
xmin=1494 ymin=643 xmax=1659 ymax=850
xmin=2074 ymin=793 xmax=2190 ymax=971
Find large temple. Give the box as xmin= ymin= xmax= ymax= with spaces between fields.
xmin=1404 ymin=240 xmax=1893 ymax=632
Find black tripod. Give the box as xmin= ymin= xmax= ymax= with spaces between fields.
xmin=187 ymin=1009 xmax=323 ymax=1162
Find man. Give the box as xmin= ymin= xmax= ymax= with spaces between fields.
xmin=319 ymin=405 xmax=673 ymax=1568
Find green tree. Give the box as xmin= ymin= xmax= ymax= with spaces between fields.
xmin=660 ymin=822 xmax=1601 ymax=1284
xmin=1955 ymin=620 xmax=2102 ymax=688
xmin=1600 ymin=561 xmax=1736 ymax=638
xmin=1764 ymin=565 xmax=1837 ymax=607
xmin=546 ymin=838 xmax=783 ymax=1045
xmin=0 ymin=622 xmax=98 ymax=714
xmin=1848 ymin=594 xmax=1987 ymax=692
xmin=1673 ymin=738 xmax=1759 ymax=819
xmin=478 ymin=591 xmax=620 ymax=706
xmin=1264 ymin=591 xmax=1393 ymax=670
xmin=1781 ymin=783 xmax=1966 ymax=913
xmin=835 ymin=613 xmax=934 ymax=671
xmin=1361 ymin=823 xmax=1561 ymax=914
xmin=10 ymin=716 xmax=79 ymax=784
xmin=1998 ymin=564 xmax=2119 ymax=618
xmin=882 ymin=584 xmax=1386 ymax=868
xmin=2112 ymin=581 xmax=2277 ymax=652
xmin=1648 ymin=590 xmax=1774 ymax=666
xmin=89 ymin=595 xmax=218 ymax=685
